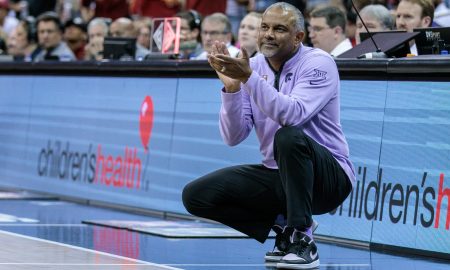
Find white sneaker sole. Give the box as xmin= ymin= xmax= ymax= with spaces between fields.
xmin=276 ymin=259 xmax=320 ymax=269
xmin=264 ymin=255 xmax=284 ymax=262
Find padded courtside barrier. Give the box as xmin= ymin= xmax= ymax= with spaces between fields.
xmin=0 ymin=67 xmax=448 ymax=256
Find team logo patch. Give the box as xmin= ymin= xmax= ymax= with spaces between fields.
xmin=309 ymin=69 xmax=327 ymax=85
xmin=285 ymin=72 xmax=293 ymax=83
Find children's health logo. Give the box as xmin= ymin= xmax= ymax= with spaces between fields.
xmin=139 ymin=96 xmax=154 ymax=152
xmin=37 ymin=96 xmax=155 ymax=191
xmin=331 ymin=166 xmax=450 ymax=230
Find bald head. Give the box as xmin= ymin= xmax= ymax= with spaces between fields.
xmin=110 ymin=17 xmax=135 ymax=38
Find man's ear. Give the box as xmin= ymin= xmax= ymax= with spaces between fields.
xmin=334 ymin=26 xmax=343 ymax=36
xmin=295 ymin=31 xmax=305 ymax=44
xmin=421 ymin=16 xmax=432 ymax=28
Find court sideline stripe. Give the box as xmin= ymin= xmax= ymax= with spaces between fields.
xmin=0 ymin=263 xmax=372 ymax=267
xmin=0 ymin=230 xmax=181 ymax=270
xmin=0 ymin=263 xmax=165 ymax=266
xmin=0 ymin=224 xmax=87 ymax=226
xmin=167 ymin=263 xmax=372 ymax=267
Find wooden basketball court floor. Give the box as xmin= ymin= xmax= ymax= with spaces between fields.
xmin=0 ymin=196 xmax=447 ymax=270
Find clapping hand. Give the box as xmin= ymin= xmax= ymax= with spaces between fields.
xmin=208 ymin=41 xmax=253 ymax=93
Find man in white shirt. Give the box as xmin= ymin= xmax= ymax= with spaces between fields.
xmin=308 ymin=5 xmax=352 ymax=57
xmin=190 ymin=12 xmax=239 ymax=60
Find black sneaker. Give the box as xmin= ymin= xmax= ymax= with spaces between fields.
xmin=276 ymin=231 xmax=320 ymax=269
xmin=264 ymin=225 xmax=289 ymax=262
xmin=265 ymin=220 xmax=318 ymax=262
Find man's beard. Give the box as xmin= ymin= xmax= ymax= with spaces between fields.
xmin=260 ymin=45 xmax=278 ymax=58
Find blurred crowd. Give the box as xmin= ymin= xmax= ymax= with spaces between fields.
xmin=0 ymin=0 xmax=449 ymax=61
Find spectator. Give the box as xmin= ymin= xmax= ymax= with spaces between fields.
xmin=63 ymin=17 xmax=87 ymax=60
xmin=191 ymin=12 xmax=239 ymax=60
xmin=175 ymin=10 xmax=202 ymax=58
xmin=0 ymin=0 xmax=18 ymax=36
xmin=309 ymin=6 xmax=353 ymax=57
xmin=110 ymin=17 xmax=149 ymax=60
xmin=81 ymin=0 xmax=129 ymax=22
xmin=132 ymin=0 xmax=226 ymax=17
xmin=355 ymin=4 xmax=394 ymax=44
xmin=248 ymin=0 xmax=278 ymax=12
xmin=186 ymin=0 xmax=226 ymax=16
xmin=396 ymin=0 xmax=434 ymax=54
xmin=134 ymin=18 xmax=151 ymax=50
xmin=84 ymin=17 xmax=108 ymax=60
xmin=226 ymin=0 xmax=247 ymax=36
xmin=110 ymin=17 xmax=135 ymax=38
xmin=396 ymin=0 xmax=434 ymax=32
xmin=10 ymin=0 xmax=57 ymax=18
xmin=32 ymin=11 xmax=75 ymax=61
xmin=57 ymin=0 xmax=81 ymax=24
xmin=129 ymin=0 xmax=180 ymax=18
xmin=237 ymin=11 xmax=262 ymax=57
xmin=6 ymin=19 xmax=37 ymax=60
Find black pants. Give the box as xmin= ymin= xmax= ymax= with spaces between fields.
xmin=182 ymin=126 xmax=352 ymax=243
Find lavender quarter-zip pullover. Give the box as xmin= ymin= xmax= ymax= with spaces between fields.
xmin=219 ymin=45 xmax=356 ymax=185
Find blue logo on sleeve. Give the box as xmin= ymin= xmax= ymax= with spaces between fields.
xmin=309 ymin=69 xmax=327 ymax=85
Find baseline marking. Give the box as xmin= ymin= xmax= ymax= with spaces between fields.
xmin=0 ymin=230 xmax=181 ymax=270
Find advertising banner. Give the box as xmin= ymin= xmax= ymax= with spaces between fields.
xmin=0 ymin=75 xmax=448 ymax=255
